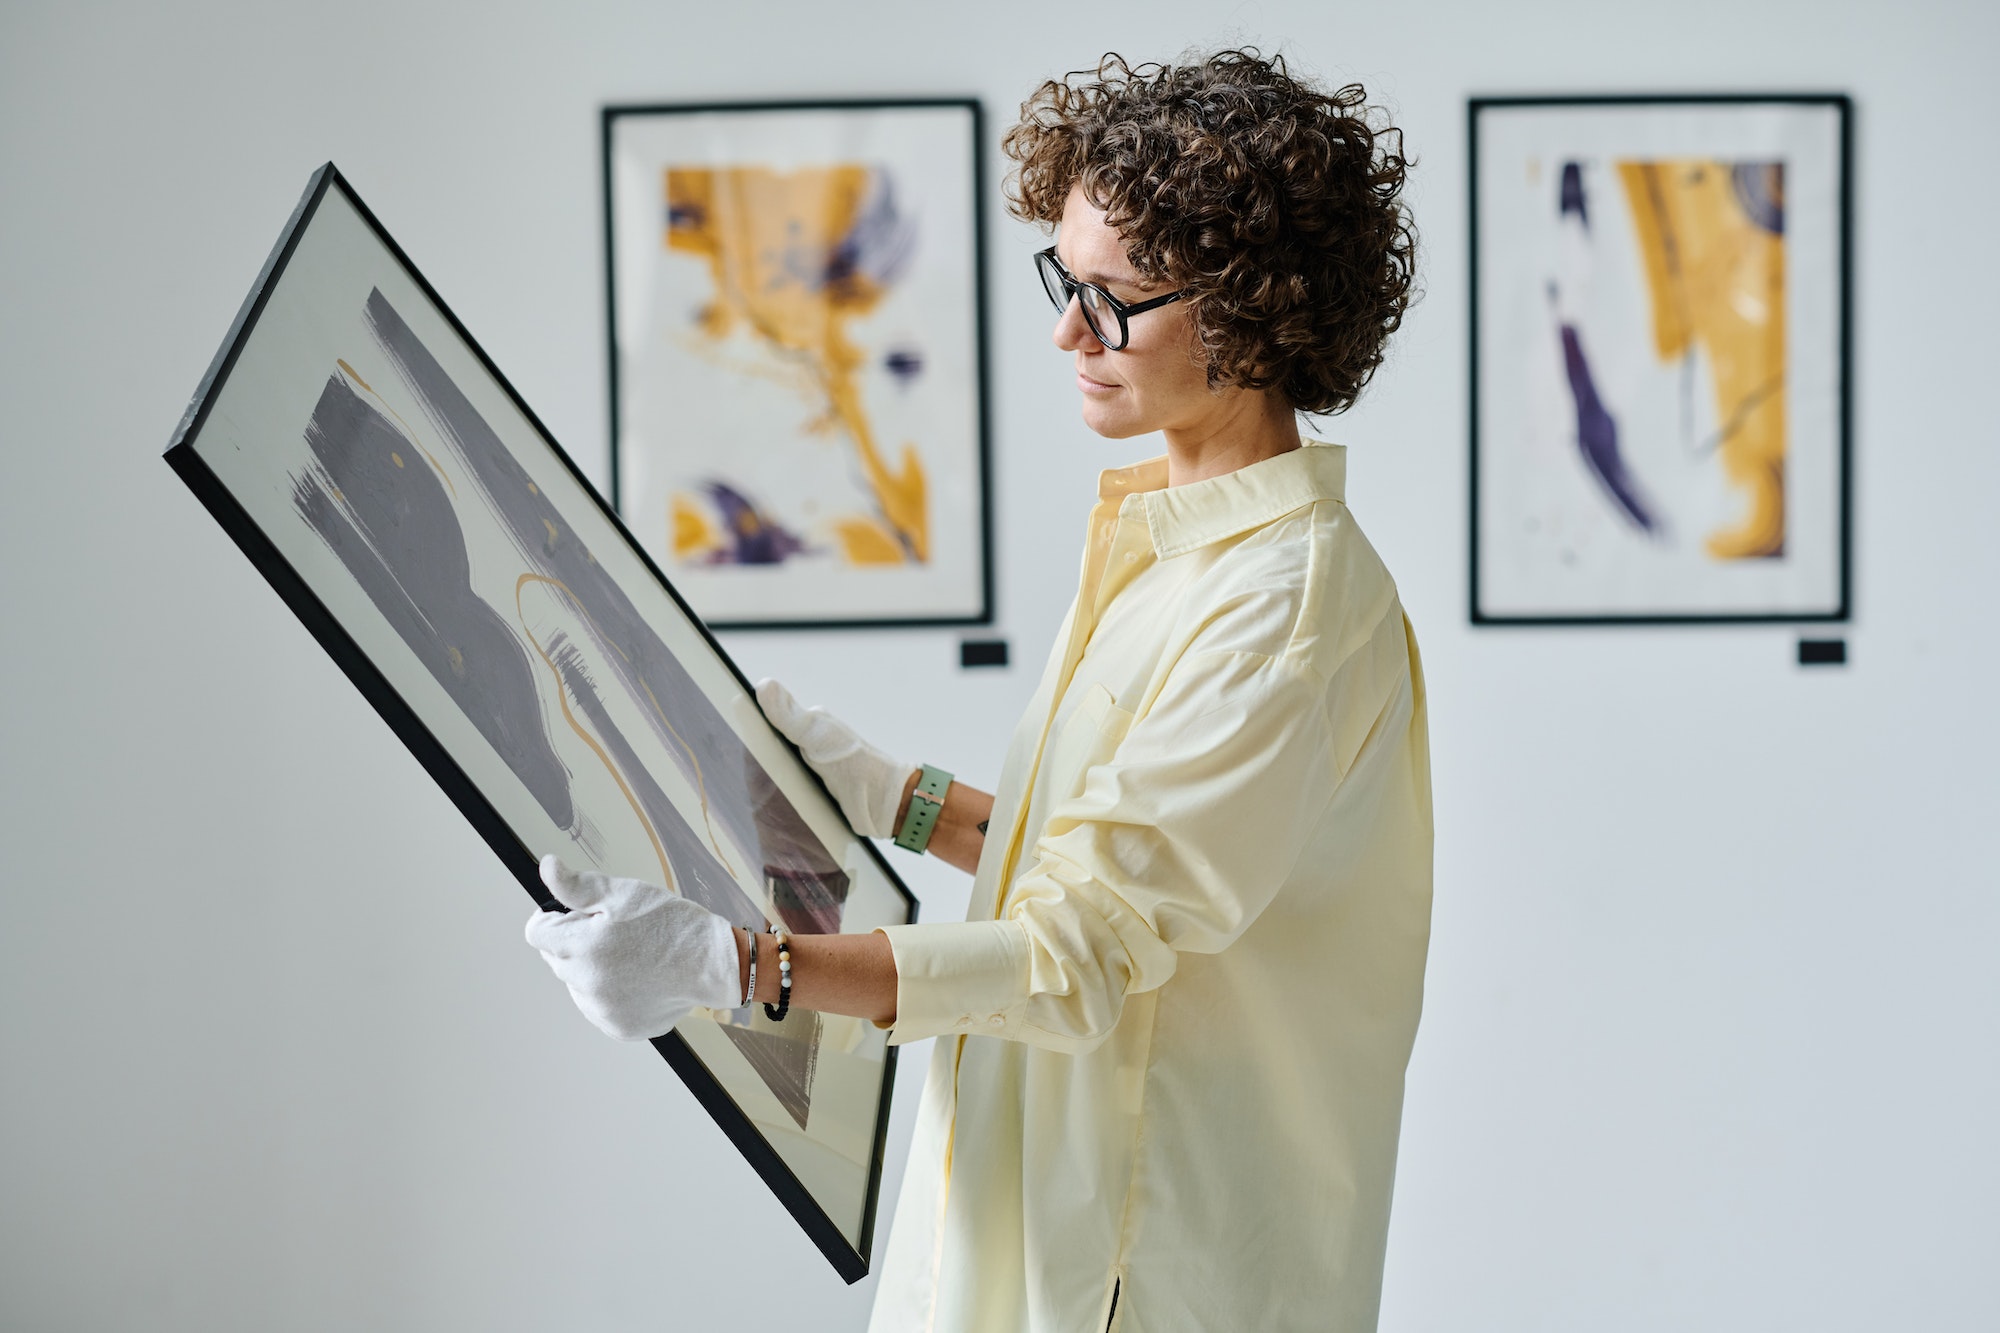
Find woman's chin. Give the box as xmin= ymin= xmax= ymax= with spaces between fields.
xmin=1079 ymin=398 xmax=1148 ymax=440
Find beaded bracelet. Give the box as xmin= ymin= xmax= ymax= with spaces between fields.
xmin=741 ymin=926 xmax=758 ymax=1009
xmin=763 ymin=924 xmax=792 ymax=1022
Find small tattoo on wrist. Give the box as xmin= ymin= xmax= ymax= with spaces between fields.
xmin=976 ymin=819 xmax=989 ymax=835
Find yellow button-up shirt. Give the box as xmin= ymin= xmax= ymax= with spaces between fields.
xmin=871 ymin=440 xmax=1432 ymax=1332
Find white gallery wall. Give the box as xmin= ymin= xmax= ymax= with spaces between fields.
xmin=3 ymin=0 xmax=1995 ymax=1328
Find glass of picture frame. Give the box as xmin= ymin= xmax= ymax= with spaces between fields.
xmin=603 ymin=98 xmax=994 ymax=630
xmin=164 ymin=164 xmax=915 ymax=1281
xmin=1469 ymin=95 xmax=1853 ymax=625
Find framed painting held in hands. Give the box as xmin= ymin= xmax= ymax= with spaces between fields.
xmin=1470 ymin=95 xmax=1852 ymax=624
xmin=163 ymin=164 xmax=916 ymax=1282
xmin=603 ymin=98 xmax=994 ymax=629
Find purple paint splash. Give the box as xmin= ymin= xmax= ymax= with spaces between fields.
xmin=1559 ymin=323 xmax=1657 ymax=533
xmin=702 ymin=481 xmax=807 ymax=566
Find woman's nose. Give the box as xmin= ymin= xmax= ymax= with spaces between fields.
xmin=1051 ymin=294 xmax=1096 ymax=353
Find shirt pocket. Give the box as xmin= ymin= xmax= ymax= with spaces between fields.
xmin=1044 ymin=682 xmax=1137 ymax=805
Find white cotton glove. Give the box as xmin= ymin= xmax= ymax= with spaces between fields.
xmin=756 ymin=678 xmax=913 ymax=839
xmin=524 ymin=855 xmax=741 ymax=1042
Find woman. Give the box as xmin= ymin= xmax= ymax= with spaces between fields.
xmin=528 ymin=50 xmax=1431 ymax=1332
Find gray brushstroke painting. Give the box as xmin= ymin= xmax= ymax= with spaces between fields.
xmin=290 ymin=288 xmax=832 ymax=1128
xmin=292 ymin=373 xmax=577 ymax=829
xmin=367 ymin=292 xmax=844 ymax=895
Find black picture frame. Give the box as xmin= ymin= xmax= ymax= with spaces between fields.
xmin=1468 ymin=94 xmax=1854 ymax=627
xmin=163 ymin=163 xmax=916 ymax=1283
xmin=601 ymin=97 xmax=996 ymax=631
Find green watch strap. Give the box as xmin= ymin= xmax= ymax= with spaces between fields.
xmin=894 ymin=764 xmax=954 ymax=854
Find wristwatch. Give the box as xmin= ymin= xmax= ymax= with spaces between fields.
xmin=893 ymin=764 xmax=953 ymax=854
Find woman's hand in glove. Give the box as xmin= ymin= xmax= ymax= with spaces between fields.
xmin=756 ymin=678 xmax=915 ymax=839
xmin=524 ymin=855 xmax=742 ymax=1042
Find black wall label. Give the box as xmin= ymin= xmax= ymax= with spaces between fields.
xmin=960 ymin=639 xmax=1009 ymax=669
xmin=1798 ymin=638 xmax=1847 ymax=666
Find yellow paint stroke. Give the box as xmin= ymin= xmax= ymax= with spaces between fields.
xmin=671 ymin=492 xmax=720 ymax=559
xmin=831 ymin=515 xmax=905 ymax=565
xmin=1618 ymin=161 xmax=1786 ymax=560
xmin=666 ymin=165 xmax=929 ymax=563
xmin=514 ymin=571 xmax=740 ymax=881
xmin=335 ymin=359 xmax=457 ymax=498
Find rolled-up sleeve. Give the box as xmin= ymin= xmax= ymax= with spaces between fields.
xmin=877 ymin=918 xmax=1032 ymax=1039
xmin=883 ymin=640 xmax=1378 ymax=1050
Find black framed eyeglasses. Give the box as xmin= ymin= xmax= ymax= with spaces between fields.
xmin=1034 ymin=247 xmax=1186 ymax=351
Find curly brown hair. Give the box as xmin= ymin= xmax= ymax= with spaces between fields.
xmin=1003 ymin=49 xmax=1416 ymax=416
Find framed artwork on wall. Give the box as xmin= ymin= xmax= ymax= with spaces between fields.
xmin=164 ymin=164 xmax=916 ymax=1282
xmin=602 ymin=98 xmax=994 ymax=630
xmin=1469 ymin=95 xmax=1853 ymax=624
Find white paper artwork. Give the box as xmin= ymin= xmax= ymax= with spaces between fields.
xmin=606 ymin=101 xmax=990 ymax=627
xmin=1472 ymin=98 xmax=1849 ymax=622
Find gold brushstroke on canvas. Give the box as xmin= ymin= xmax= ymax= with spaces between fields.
xmin=664 ymin=165 xmax=929 ymax=564
xmin=830 ymin=515 xmax=907 ymax=565
xmin=514 ymin=572 xmax=676 ymax=890
xmin=334 ymin=359 xmax=457 ymax=498
xmin=671 ymin=493 xmax=720 ymax=559
xmin=1617 ymin=160 xmax=1787 ymax=559
xmin=512 ymin=569 xmax=743 ymax=882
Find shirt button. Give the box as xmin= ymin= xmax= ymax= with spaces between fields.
xmin=986 ymin=1015 xmax=1005 ymax=1027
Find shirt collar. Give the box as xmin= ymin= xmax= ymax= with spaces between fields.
xmin=1095 ymin=439 xmax=1348 ymax=560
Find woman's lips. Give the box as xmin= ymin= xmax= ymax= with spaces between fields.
xmin=1077 ymin=371 xmax=1120 ymax=395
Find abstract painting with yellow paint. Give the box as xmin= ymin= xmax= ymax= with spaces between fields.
xmin=607 ymin=102 xmax=990 ymax=627
xmin=1472 ymin=99 xmax=1849 ymax=622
